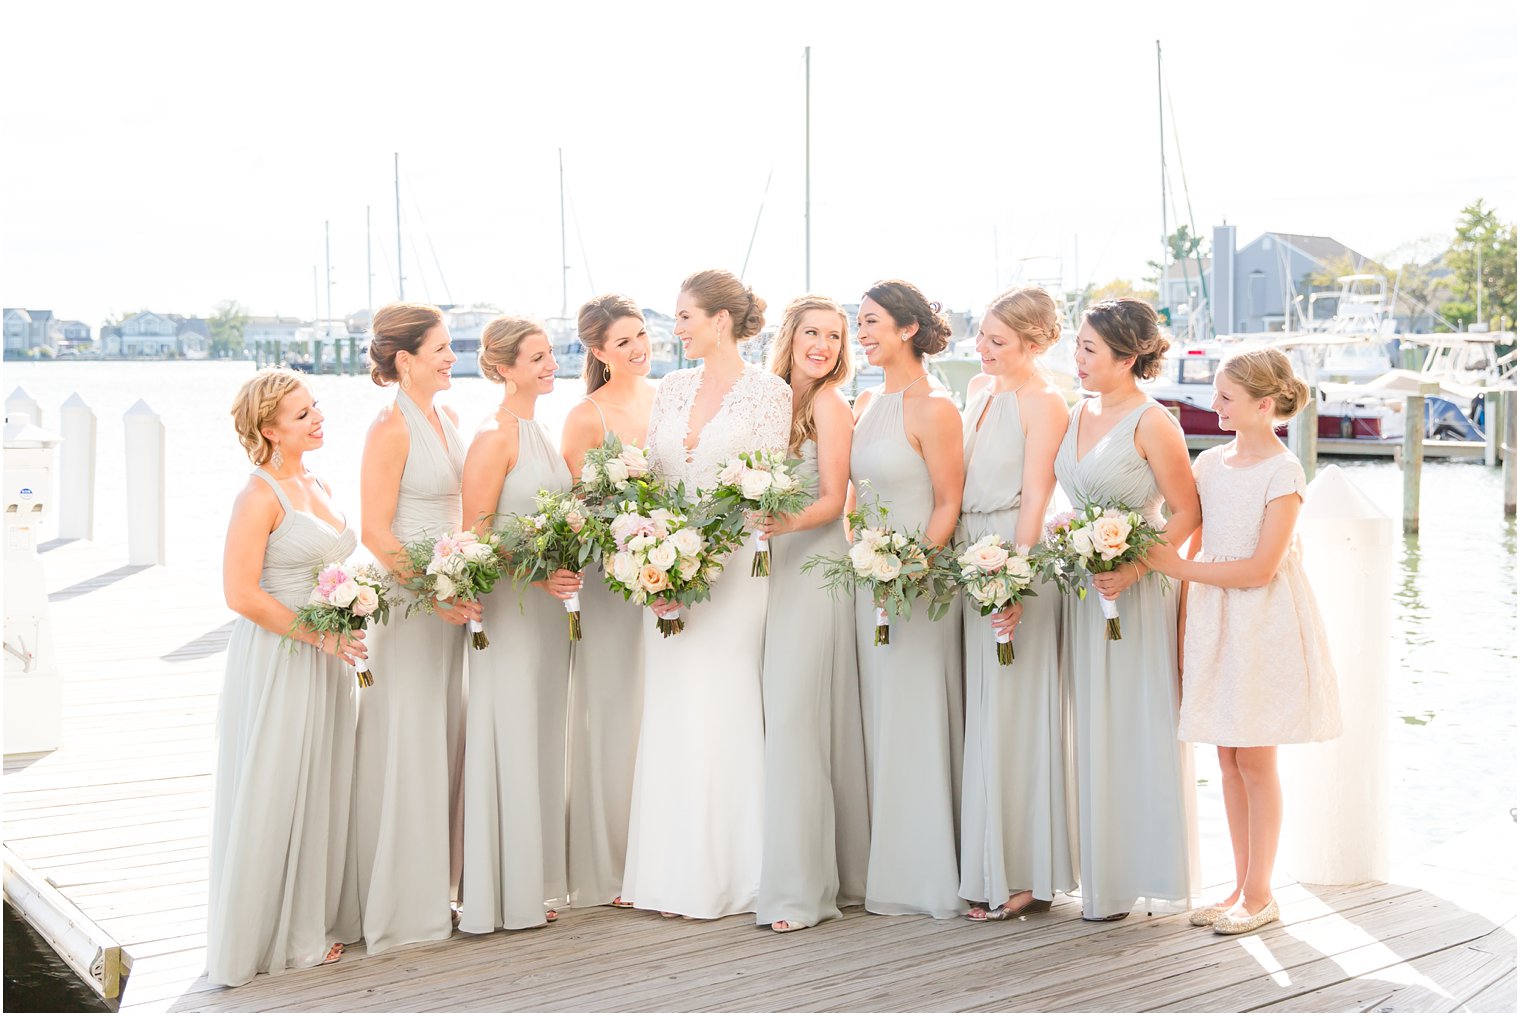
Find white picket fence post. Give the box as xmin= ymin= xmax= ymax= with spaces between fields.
xmin=123 ymin=400 xmax=165 ymax=566
xmin=58 ymin=393 xmax=96 ymax=540
xmin=6 ymin=386 xmax=42 ymax=428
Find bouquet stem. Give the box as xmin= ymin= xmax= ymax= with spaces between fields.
xmin=565 ymin=593 xmax=582 ymax=642
xmin=469 ymin=617 xmax=490 ymax=650
xmin=874 ymin=605 xmax=890 ymax=647
xmin=752 ymin=536 xmax=771 ymax=577
xmin=1096 ymin=586 xmax=1122 ymax=641
xmin=654 ymin=603 xmax=684 ymax=638
xmin=354 ymin=659 xmax=374 ymax=688
xmin=1105 ymin=616 xmax=1122 ymax=641
xmin=995 ymin=628 xmax=1015 ymax=666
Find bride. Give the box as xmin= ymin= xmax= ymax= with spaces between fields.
xmin=620 ymin=269 xmax=791 ymax=918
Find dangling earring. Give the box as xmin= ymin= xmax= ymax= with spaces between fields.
xmin=506 ymin=379 xmax=518 ymax=396
xmin=603 ymin=361 xmax=612 ymax=382
xmin=401 ymin=367 xmax=413 ymax=391
xmin=270 ymin=443 xmax=284 ymax=470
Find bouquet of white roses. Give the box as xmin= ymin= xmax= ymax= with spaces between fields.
xmin=954 ymin=533 xmax=1037 ymax=665
xmin=401 ymin=529 xmax=506 ymax=649
xmin=576 ymin=433 xmax=655 ymax=508
xmin=1038 ymin=502 xmax=1163 ymax=640
xmin=599 ymin=484 xmax=747 ymax=637
xmin=286 ymin=561 xmax=397 ymax=687
xmin=706 ymin=448 xmax=811 ymax=576
xmin=803 ymin=498 xmax=957 ymax=647
xmin=494 ymin=489 xmax=603 ymax=640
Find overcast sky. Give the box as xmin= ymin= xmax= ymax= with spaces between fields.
xmin=3 ymin=0 xmax=1515 ymax=329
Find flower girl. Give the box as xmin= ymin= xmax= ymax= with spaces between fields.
xmin=1146 ymin=347 xmax=1341 ymax=935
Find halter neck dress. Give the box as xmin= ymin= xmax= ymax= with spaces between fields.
xmin=207 ymin=469 xmax=360 ymax=986
xmin=352 ymin=390 xmax=469 ymax=954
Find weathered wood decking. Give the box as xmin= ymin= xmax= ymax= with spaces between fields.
xmin=4 ymin=537 xmax=1515 ymax=1013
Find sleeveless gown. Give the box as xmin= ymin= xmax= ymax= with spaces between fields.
xmin=956 ymin=386 xmax=1077 ymax=908
xmin=566 ymin=400 xmax=647 ymax=908
xmin=207 ymin=469 xmax=360 ymax=987
xmin=850 ymin=383 xmax=966 ymax=919
xmin=353 ymin=390 xmax=468 ymax=953
xmin=460 ymin=414 xmax=574 ymax=931
xmin=756 ymin=437 xmax=871 ymax=927
xmin=1053 ymin=399 xmax=1193 ymax=918
xmin=620 ymin=363 xmax=791 ymax=918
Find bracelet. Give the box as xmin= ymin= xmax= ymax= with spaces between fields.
xmin=317 ymin=631 xmax=328 ymax=654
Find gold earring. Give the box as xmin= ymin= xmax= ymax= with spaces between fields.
xmin=401 ymin=367 xmax=413 ymax=391
xmin=270 ymin=443 xmax=283 ymax=470
xmin=603 ymin=361 xmax=612 ymax=382
xmin=506 ymin=379 xmax=518 ymax=396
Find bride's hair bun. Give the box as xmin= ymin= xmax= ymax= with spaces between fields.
xmin=681 ymin=268 xmax=766 ymax=341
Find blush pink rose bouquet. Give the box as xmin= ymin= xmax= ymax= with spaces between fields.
xmin=1039 ymin=502 xmax=1163 ymax=640
xmin=286 ymin=561 xmax=397 ymax=687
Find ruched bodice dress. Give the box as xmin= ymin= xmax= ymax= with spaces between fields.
xmin=207 ymin=469 xmax=360 ymax=986
xmin=353 ymin=391 xmax=468 ymax=954
xmin=461 ymin=413 xmax=574 ymax=932
xmin=957 ymin=386 xmax=1077 ymax=908
xmin=849 ymin=384 xmax=965 ymax=919
xmin=1053 ymin=399 xmax=1193 ymax=918
xmin=756 ymin=437 xmax=871 ymax=927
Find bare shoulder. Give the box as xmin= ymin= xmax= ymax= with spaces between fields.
xmin=1022 ymin=382 xmax=1071 ymax=430
xmin=814 ymin=387 xmax=854 ymax=431
xmin=367 ymin=403 xmax=409 ymax=447
xmin=563 ymin=398 xmax=600 ymax=430
xmin=1137 ymin=401 xmax=1184 ymax=439
xmin=966 ymin=373 xmax=993 ymax=399
xmin=912 ymin=386 xmax=963 ymax=425
xmin=230 ymin=474 xmax=280 ymax=526
xmin=441 ymin=404 xmax=460 ymax=427
xmin=851 ymin=387 xmax=876 ymax=420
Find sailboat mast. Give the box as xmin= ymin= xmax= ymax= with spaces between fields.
xmin=324 ymin=220 xmax=333 ymax=339
xmin=395 ymin=153 xmax=405 ymax=300
xmin=559 ymin=148 xmax=569 ymax=320
xmin=805 ymin=45 xmax=811 ymax=291
xmin=1157 ymin=41 xmax=1168 ymax=305
xmin=366 ymin=205 xmax=373 ymax=315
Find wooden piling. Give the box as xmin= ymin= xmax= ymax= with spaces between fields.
xmin=1290 ymin=385 xmax=1320 ymax=483
xmin=1401 ymin=383 xmax=1437 ymax=535
xmin=1502 ymin=387 xmax=1516 ymax=518
xmin=1485 ymin=391 xmax=1500 ymax=466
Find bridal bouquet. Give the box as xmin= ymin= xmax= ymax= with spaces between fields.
xmin=494 ymin=489 xmax=602 ymax=641
xmin=400 ymin=529 xmax=505 ymax=649
xmin=1039 ymin=503 xmax=1164 ymax=640
xmin=286 ymin=561 xmax=397 ymax=688
xmin=599 ymin=485 xmax=747 ymax=637
xmin=803 ymin=499 xmax=957 ymax=647
xmin=954 ymin=534 xmax=1038 ymax=665
xmin=706 ymin=449 xmax=810 ymax=576
xmin=576 ymin=433 xmax=655 ymax=508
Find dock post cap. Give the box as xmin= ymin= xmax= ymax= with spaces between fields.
xmin=1301 ymin=464 xmax=1391 ymax=524
xmin=6 ymin=384 xmax=36 ymax=401
xmin=3 ymin=414 xmax=61 ymax=448
xmin=60 ymin=392 xmax=92 ymax=410
xmin=124 ymin=399 xmax=159 ymax=417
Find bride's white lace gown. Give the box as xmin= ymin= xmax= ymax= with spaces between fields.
xmin=619 ymin=362 xmax=791 ymax=918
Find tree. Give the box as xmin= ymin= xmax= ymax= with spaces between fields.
xmin=1144 ymin=225 xmax=1209 ymax=287
xmin=1089 ymin=278 xmax=1158 ymax=305
xmin=1439 ymin=201 xmax=1517 ymax=332
xmin=209 ymin=300 xmax=249 ymax=358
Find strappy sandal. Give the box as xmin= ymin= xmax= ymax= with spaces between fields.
xmin=545 ymin=909 xmax=559 ymax=923
xmin=610 ymin=896 xmax=634 ymax=909
xmin=320 ymin=942 xmax=344 ymax=965
xmin=771 ymin=919 xmax=808 ymax=933
xmin=967 ymin=896 xmax=1052 ymax=922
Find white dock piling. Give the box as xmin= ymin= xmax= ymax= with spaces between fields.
xmin=123 ymin=400 xmax=165 ymax=566
xmin=1502 ymin=388 xmax=1517 ymax=518
xmin=6 ymin=386 xmax=42 ymax=428
xmin=58 ymin=394 xmax=96 ymax=541
xmin=1288 ymin=385 xmax=1319 ymax=484
xmin=1281 ymin=465 xmax=1393 ymax=884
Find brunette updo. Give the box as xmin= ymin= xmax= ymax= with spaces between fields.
xmin=368 ymin=302 xmax=443 ymax=386
xmin=681 ymin=269 xmax=766 ymax=341
xmin=1220 ymin=347 xmax=1312 ymax=419
xmin=478 ymin=316 xmax=547 ymax=384
xmin=987 ymin=286 xmax=1061 ymax=354
xmin=230 ymin=367 xmax=307 ymax=465
xmin=577 ymin=294 xmax=643 ymax=394
xmin=864 ymin=279 xmax=952 ymax=357
xmin=1083 ymin=298 xmax=1171 ymax=380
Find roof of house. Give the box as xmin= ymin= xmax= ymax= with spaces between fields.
xmin=1162 ymin=257 xmax=1212 ymax=282
xmin=1260 ymin=232 xmax=1381 ymax=271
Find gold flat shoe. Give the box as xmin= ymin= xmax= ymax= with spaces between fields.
xmin=1189 ymin=904 xmax=1230 ymax=926
xmin=1213 ymin=898 xmax=1279 ymax=935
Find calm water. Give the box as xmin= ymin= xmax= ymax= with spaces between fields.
xmin=3 ymin=360 xmax=1516 ymax=902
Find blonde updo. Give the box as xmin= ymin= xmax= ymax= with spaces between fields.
xmin=1083 ymin=298 xmax=1171 ymax=380
xmin=987 ymin=286 xmax=1061 ymax=354
xmin=681 ymin=269 xmax=766 ymax=341
xmin=230 ymin=367 xmax=307 ymax=465
xmin=864 ymin=279 xmax=952 ymax=357
xmin=479 ymin=315 xmax=547 ymax=384
xmin=1220 ymin=347 xmax=1312 ymax=419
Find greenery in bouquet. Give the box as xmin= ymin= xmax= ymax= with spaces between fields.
xmin=704 ymin=448 xmax=812 ymax=576
xmin=493 ymin=489 xmax=603 ymax=640
xmin=285 ymin=561 xmax=398 ymax=688
xmin=954 ymin=533 xmax=1037 ymax=665
xmin=400 ymin=529 xmax=505 ymax=648
xmin=1037 ymin=502 xmax=1164 ymax=640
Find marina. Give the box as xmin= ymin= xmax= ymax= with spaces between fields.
xmin=2 ymin=361 xmax=1515 ymax=1011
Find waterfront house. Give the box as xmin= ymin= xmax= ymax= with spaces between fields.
xmin=3 ymin=308 xmax=57 ymax=354
xmin=104 ymin=311 xmax=213 ymax=357
xmin=49 ymin=320 xmax=93 ymax=353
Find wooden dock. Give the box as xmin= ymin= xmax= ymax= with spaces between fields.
xmin=4 ymin=537 xmax=1515 ymax=1013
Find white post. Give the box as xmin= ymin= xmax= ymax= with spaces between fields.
xmin=1280 ymin=465 xmax=1393 ymax=883
xmin=6 ymin=386 xmax=42 ymax=429
xmin=57 ymin=394 xmax=96 ymax=541
xmin=123 ymin=400 xmax=165 ymax=566
xmin=4 ymin=414 xmax=63 ymax=754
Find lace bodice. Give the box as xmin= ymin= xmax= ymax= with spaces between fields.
xmin=646 ymin=364 xmax=791 ymax=493
xmin=1195 ymin=447 xmax=1306 ymax=559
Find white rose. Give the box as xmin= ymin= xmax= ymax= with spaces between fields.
xmin=677 ymin=555 xmax=701 ymax=582
xmin=619 ymin=446 xmax=649 ymax=478
xmin=860 ymin=528 xmax=889 ymax=551
xmin=1005 ymin=554 xmax=1033 ymax=583
xmin=603 ymin=457 xmax=629 ymax=485
xmin=328 ymin=579 xmax=359 ymax=608
xmin=308 ymin=587 xmax=328 ymax=606
xmin=738 ymin=468 xmax=774 ymax=500
xmin=627 ymin=533 xmax=653 ymax=553
xmin=443 ymin=554 xmax=470 ymax=579
xmin=891 ymin=532 xmax=908 ymax=550
xmin=968 ymin=541 xmax=1009 ymax=573
xmin=670 ymin=527 xmax=703 ymax=557
xmin=870 ymin=553 xmax=903 ymax=582
xmin=580 ymin=460 xmax=601 ymax=486
xmin=1070 ymin=528 xmax=1094 ymax=559
xmin=610 ymin=551 xmax=639 ymax=586
xmin=434 ymin=574 xmax=457 ymax=601
xmin=717 ymin=458 xmax=746 ymax=486
xmin=647 ymin=541 xmax=678 ymax=572
xmin=353 ymin=584 xmax=380 ymax=616
xmin=849 ymin=541 xmax=878 ymax=573
xmin=464 ymin=541 xmax=496 ymax=564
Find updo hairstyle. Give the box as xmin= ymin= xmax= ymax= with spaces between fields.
xmin=478 ymin=315 xmax=547 ymax=384
xmin=230 ymin=366 xmax=307 ymax=465
xmin=1220 ymin=347 xmax=1312 ymax=419
xmin=1083 ymin=298 xmax=1171 ymax=380
xmin=369 ymin=302 xmax=443 ymax=386
xmin=864 ymin=279 xmax=952 ymax=357
xmin=577 ymin=294 xmax=644 ymax=394
xmin=987 ymin=286 xmax=1061 ymax=354
xmin=681 ymin=269 xmax=766 ymax=341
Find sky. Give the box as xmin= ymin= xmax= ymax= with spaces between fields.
xmin=2 ymin=0 xmax=1516 ymax=330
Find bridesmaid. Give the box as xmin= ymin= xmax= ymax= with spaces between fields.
xmin=355 ymin=302 xmax=480 ymax=953
xmin=848 ymin=279 xmax=966 ymax=919
xmin=754 ymin=294 xmax=871 ymax=933
xmin=957 ymin=288 xmax=1077 ymax=922
xmin=1054 ymin=297 xmax=1200 ymax=921
xmin=209 ymin=368 xmax=363 ymax=986
xmin=559 ymin=295 xmax=655 ymax=909
xmin=458 ymin=317 xmax=579 ymax=932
